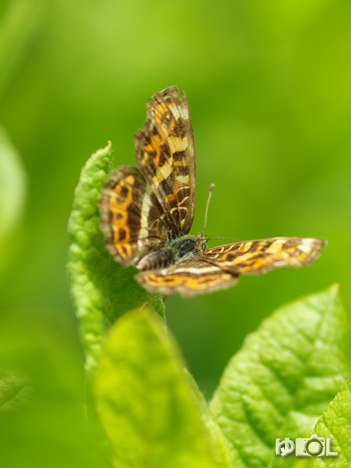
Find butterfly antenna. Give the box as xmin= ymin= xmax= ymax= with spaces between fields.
xmin=207 ymin=237 xmax=242 ymax=242
xmin=201 ymin=183 xmax=215 ymax=236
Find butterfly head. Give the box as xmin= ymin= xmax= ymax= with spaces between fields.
xmin=171 ymin=234 xmax=207 ymax=263
xmin=180 ymin=234 xmax=207 ymax=253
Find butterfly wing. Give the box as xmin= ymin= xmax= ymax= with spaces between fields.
xmin=135 ymin=259 xmax=238 ymax=298
xmin=134 ymin=86 xmax=195 ymax=236
xmin=99 ymin=166 xmax=170 ymax=266
xmin=135 ymin=237 xmax=325 ymax=297
xmin=202 ymin=237 xmax=326 ymax=274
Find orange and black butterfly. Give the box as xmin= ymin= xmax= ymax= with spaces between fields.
xmin=99 ymin=86 xmax=326 ymax=297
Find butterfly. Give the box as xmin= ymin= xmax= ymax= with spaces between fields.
xmin=99 ymin=86 xmax=326 ymax=298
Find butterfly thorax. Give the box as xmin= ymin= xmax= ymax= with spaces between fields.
xmin=137 ymin=235 xmax=207 ymax=271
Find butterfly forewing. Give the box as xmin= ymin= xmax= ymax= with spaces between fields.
xmin=134 ymin=86 xmax=195 ymax=236
xmin=202 ymin=237 xmax=326 ymax=274
xmin=99 ymin=166 xmax=169 ymax=266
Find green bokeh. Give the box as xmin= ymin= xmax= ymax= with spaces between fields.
xmin=1 ymin=0 xmax=351 ymax=398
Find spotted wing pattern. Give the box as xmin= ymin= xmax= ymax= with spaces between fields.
xmin=134 ymin=86 xmax=195 ymax=236
xmin=135 ymin=260 xmax=239 ymax=298
xmin=99 ymin=166 xmax=170 ymax=266
xmin=202 ymin=237 xmax=326 ymax=274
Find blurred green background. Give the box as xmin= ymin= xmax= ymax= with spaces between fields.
xmin=1 ymin=0 xmax=351 ymax=406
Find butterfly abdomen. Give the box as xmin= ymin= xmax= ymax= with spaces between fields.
xmin=137 ymin=249 xmax=173 ymax=271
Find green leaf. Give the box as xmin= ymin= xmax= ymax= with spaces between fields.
xmin=0 ymin=127 xmax=27 ymax=244
xmin=184 ymin=369 xmax=233 ymax=468
xmin=0 ymin=370 xmax=32 ymax=413
xmin=0 ymin=308 xmax=106 ymax=468
xmin=68 ymin=143 xmax=164 ymax=380
xmin=210 ymin=285 xmax=350 ymax=468
xmin=310 ymin=379 xmax=351 ymax=468
xmin=94 ymin=308 xmax=220 ymax=468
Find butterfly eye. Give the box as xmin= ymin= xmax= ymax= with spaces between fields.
xmin=181 ymin=239 xmax=196 ymax=251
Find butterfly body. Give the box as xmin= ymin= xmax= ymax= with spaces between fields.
xmin=137 ymin=234 xmax=207 ymax=271
xmin=99 ymin=86 xmax=326 ymax=297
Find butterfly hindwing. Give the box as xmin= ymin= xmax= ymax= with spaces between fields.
xmin=135 ymin=259 xmax=239 ymax=298
xmin=202 ymin=237 xmax=326 ymax=274
xmin=99 ymin=166 xmax=169 ymax=266
xmin=134 ymin=86 xmax=195 ymax=236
